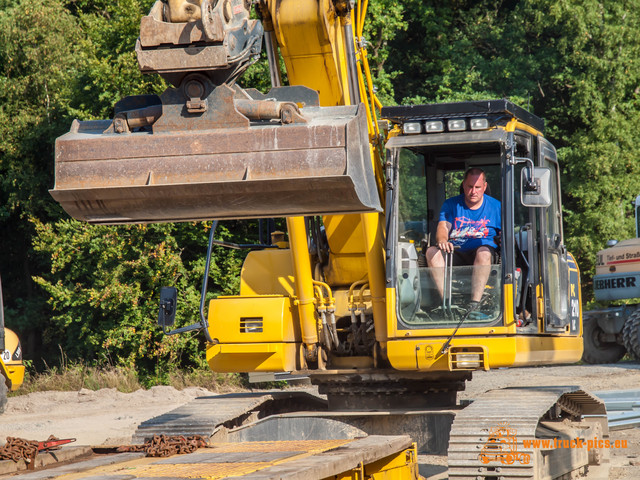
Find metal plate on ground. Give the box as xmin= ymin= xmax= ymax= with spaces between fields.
xmin=31 ymin=437 xmax=415 ymax=480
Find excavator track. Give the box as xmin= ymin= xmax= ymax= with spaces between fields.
xmin=132 ymin=391 xmax=327 ymax=443
xmin=131 ymin=389 xmax=456 ymax=455
xmin=448 ymin=387 xmax=609 ymax=480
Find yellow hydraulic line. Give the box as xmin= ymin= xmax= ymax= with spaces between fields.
xmin=351 ymin=19 xmax=384 ymax=199
xmin=373 ymin=95 xmax=382 ymax=111
xmin=286 ymin=217 xmax=319 ymax=349
xmin=354 ymin=1 xmax=382 ymax=157
xmin=505 ymin=117 xmax=518 ymax=132
xmin=313 ymin=280 xmax=335 ymax=307
xmin=313 ymin=285 xmax=325 ymax=329
xmin=357 ymin=282 xmax=369 ymax=304
xmin=348 ymin=279 xmax=369 ymax=303
xmin=355 ymin=52 xmax=375 ymax=140
xmin=358 ymin=60 xmax=386 ymax=194
xmin=314 ymin=285 xmax=325 ymax=305
xmin=360 ymin=46 xmax=381 ymax=139
xmin=357 ymin=0 xmax=368 ymax=38
xmin=360 ymin=211 xmax=387 ymax=344
xmin=352 ymin=47 xmax=384 ymax=200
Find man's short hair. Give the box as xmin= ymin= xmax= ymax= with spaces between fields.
xmin=463 ymin=167 xmax=486 ymax=182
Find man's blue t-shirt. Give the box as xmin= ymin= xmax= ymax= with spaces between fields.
xmin=439 ymin=194 xmax=501 ymax=252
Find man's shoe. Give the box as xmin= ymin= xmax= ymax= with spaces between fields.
xmin=467 ymin=310 xmax=491 ymax=321
xmin=466 ymin=300 xmax=481 ymax=312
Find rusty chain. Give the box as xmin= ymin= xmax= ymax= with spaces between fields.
xmin=0 ymin=435 xmax=61 ymax=469
xmin=0 ymin=433 xmax=208 ymax=472
xmin=117 ymin=434 xmax=209 ymax=457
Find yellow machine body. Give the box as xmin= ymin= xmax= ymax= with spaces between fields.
xmin=205 ymin=1 xmax=584 ymax=380
xmin=2 ymin=328 xmax=25 ymax=392
xmin=49 ymin=0 xmax=584 ymax=392
xmin=46 ymin=3 xmax=604 ymax=478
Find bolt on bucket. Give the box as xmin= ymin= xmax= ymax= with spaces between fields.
xmin=51 ymin=96 xmax=381 ymax=224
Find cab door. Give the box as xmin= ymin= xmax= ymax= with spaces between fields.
xmin=537 ymin=137 xmax=572 ymax=331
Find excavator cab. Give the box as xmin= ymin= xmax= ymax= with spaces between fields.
xmin=393 ymin=151 xmax=504 ymax=327
xmin=383 ymin=100 xmax=582 ymax=372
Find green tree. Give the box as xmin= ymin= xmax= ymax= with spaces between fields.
xmin=71 ymin=0 xmax=165 ymax=117
xmin=386 ymin=0 xmax=640 ymax=299
xmin=10 ymin=0 xmax=640 ymax=373
xmin=32 ymin=219 xmax=246 ymax=376
xmin=0 ymin=0 xmax=170 ymax=365
xmin=0 ymin=0 xmax=88 ymax=352
xmin=534 ymin=1 xmax=640 ymax=288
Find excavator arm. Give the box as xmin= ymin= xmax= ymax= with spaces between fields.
xmin=51 ymin=0 xmax=383 ymax=223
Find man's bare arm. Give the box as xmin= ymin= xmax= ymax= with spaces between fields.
xmin=435 ymin=220 xmax=453 ymax=253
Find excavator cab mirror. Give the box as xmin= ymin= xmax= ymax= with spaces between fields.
xmin=521 ymin=166 xmax=552 ymax=207
xmin=158 ymin=286 xmax=177 ymax=329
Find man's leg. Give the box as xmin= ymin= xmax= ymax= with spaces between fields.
xmin=426 ymin=246 xmax=446 ymax=299
xmin=470 ymin=246 xmax=493 ymax=303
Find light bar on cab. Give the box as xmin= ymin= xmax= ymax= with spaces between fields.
xmin=447 ymin=119 xmax=467 ymax=131
xmin=470 ymin=118 xmax=490 ymax=130
xmin=424 ymin=120 xmax=444 ymax=133
xmin=403 ymin=122 xmax=422 ymax=134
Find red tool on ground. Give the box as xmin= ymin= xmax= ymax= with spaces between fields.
xmin=37 ymin=437 xmax=76 ymax=451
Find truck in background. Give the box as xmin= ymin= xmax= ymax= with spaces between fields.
xmin=582 ymin=195 xmax=640 ymax=363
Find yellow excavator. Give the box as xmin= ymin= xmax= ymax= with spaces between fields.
xmin=1 ymin=275 xmax=25 ymax=414
xmin=51 ymin=1 xmax=610 ymax=478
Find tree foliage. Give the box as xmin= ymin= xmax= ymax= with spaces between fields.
xmin=386 ymin=0 xmax=640 ymax=290
xmin=32 ymin=219 xmax=245 ymax=376
xmin=0 ymin=0 xmax=89 ymax=349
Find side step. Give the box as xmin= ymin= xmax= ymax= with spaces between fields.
xmin=447 ymin=387 xmax=609 ymax=480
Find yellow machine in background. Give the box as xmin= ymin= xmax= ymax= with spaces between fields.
xmin=1 ymin=275 xmax=25 ymax=414
xmin=51 ymin=1 xmax=609 ymax=478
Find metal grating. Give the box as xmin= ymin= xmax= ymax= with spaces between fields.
xmin=240 ymin=317 xmax=263 ymax=333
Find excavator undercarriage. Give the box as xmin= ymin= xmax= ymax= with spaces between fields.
xmin=129 ymin=386 xmax=609 ymax=480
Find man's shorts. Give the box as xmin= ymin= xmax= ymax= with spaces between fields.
xmin=452 ymin=245 xmax=500 ymax=266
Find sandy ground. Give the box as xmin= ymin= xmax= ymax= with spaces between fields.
xmin=0 ymin=386 xmax=215 ymax=446
xmin=0 ymin=363 xmax=639 ymax=478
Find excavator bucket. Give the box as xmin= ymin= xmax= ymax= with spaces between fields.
xmin=51 ymin=0 xmax=381 ymax=224
xmin=51 ymin=92 xmax=381 ymax=225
